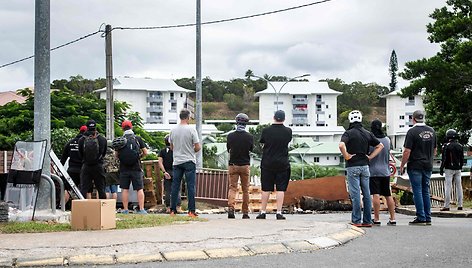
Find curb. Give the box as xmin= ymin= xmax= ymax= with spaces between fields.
xmin=7 ymin=225 xmax=364 ymax=267
xmin=396 ymin=206 xmax=472 ymax=218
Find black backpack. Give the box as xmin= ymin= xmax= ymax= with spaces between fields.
xmin=118 ymin=134 xmax=141 ymax=166
xmin=83 ymin=134 xmax=100 ymax=164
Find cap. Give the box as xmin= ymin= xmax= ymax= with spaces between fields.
xmin=122 ymin=120 xmax=133 ymax=130
xmin=86 ymin=119 xmax=96 ymax=131
xmin=274 ymin=110 xmax=285 ymax=122
xmin=79 ymin=125 xmax=87 ymax=133
xmin=413 ymin=110 xmax=424 ymax=123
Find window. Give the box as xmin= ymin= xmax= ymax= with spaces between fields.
xmin=399 ymin=115 xmax=404 ymax=120
xmin=170 ymin=93 xmax=175 ymax=100
xmin=335 ymin=157 xmax=337 ymax=160
xmin=399 ymin=125 xmax=404 ymax=128
xmin=326 ymin=105 xmax=329 ymax=108
xmin=314 ymin=157 xmax=320 ymax=163
xmin=329 ymin=114 xmax=331 ymax=119
xmin=180 ymin=93 xmax=183 ymax=97
xmin=316 ymin=104 xmax=322 ymax=111
xmin=274 ymin=101 xmax=283 ymax=105
xmin=327 ymin=156 xmax=330 ymax=160
xmin=316 ymin=95 xmax=322 ymax=102
xmin=406 ymin=96 xmax=415 ymax=105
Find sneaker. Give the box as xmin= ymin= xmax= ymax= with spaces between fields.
xmin=409 ymin=218 xmax=427 ymax=226
xmin=170 ymin=211 xmax=177 ymax=217
xmin=276 ymin=213 xmax=286 ymax=220
xmin=426 ymin=221 xmax=432 ymax=226
xmin=242 ymin=214 xmax=250 ymax=219
xmin=188 ymin=211 xmax=198 ymax=218
xmin=387 ymin=220 xmax=396 ymax=226
xmin=351 ymin=223 xmax=363 ymax=227
xmin=256 ymin=213 xmax=266 ymax=219
xmin=121 ymin=210 xmax=129 ymax=214
xmin=458 ymin=207 xmax=463 ymax=211
xmin=136 ymin=209 xmax=148 ymax=215
xmin=372 ymin=220 xmax=381 ymax=226
xmin=228 ymin=209 xmax=235 ymax=219
xmin=361 ymin=223 xmax=372 ymax=227
xmin=440 ymin=207 xmax=450 ymax=211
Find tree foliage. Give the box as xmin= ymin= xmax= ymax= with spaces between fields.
xmin=400 ymin=0 xmax=472 ymax=145
xmin=389 ymin=50 xmax=398 ymax=93
xmin=51 ymin=75 xmax=105 ymax=95
xmin=290 ymin=164 xmax=339 ymax=181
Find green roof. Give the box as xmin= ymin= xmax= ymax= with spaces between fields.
xmin=289 ymin=142 xmax=341 ymax=155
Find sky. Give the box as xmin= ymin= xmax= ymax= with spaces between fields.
xmin=0 ymin=0 xmax=447 ymax=92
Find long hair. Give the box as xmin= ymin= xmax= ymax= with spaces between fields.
xmin=371 ymin=119 xmax=385 ymax=138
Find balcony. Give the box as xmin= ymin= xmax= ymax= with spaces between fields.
xmin=292 ymin=109 xmax=308 ymax=115
xmin=147 ymin=106 xmax=163 ymax=113
xmin=168 ymin=99 xmax=177 ymax=103
xmin=316 ymin=110 xmax=325 ymax=114
xmin=292 ymin=98 xmax=308 ymax=105
xmin=316 ymin=121 xmax=326 ymax=125
xmin=147 ymin=95 xmax=163 ymax=103
xmin=147 ymin=116 xmax=163 ymax=124
xmin=292 ymin=118 xmax=308 ymax=125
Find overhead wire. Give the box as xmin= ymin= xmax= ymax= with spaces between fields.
xmin=0 ymin=0 xmax=333 ymax=69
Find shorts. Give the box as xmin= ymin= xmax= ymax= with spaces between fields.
xmin=261 ymin=167 xmax=290 ymax=192
xmin=105 ymin=184 xmax=118 ymax=193
xmin=119 ymin=170 xmax=144 ymax=190
xmin=369 ymin=176 xmax=391 ymax=196
xmin=64 ymin=171 xmax=81 ymax=191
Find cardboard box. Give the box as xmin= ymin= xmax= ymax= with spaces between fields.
xmin=71 ymin=199 xmax=116 ymax=230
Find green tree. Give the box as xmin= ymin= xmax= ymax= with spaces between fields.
xmin=248 ymin=124 xmax=270 ymax=157
xmin=51 ymin=75 xmax=105 ymax=95
xmin=389 ymin=49 xmax=398 ymax=93
xmin=400 ymin=0 xmax=472 ymax=144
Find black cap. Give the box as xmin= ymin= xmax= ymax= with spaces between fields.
xmin=86 ymin=119 xmax=96 ymax=131
xmin=413 ymin=110 xmax=424 ymax=123
xmin=274 ymin=110 xmax=285 ymax=122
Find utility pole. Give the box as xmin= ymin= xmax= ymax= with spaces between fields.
xmin=195 ymin=0 xmax=203 ymax=168
xmin=105 ymin=24 xmax=115 ymax=140
xmin=34 ymin=0 xmax=51 ymax=209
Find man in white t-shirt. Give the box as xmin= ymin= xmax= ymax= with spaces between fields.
xmin=169 ymin=109 xmax=201 ymax=217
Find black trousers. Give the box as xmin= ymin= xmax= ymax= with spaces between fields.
xmin=164 ymin=177 xmax=181 ymax=207
xmin=80 ymin=164 xmax=106 ymax=199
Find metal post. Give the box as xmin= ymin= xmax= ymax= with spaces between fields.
xmin=34 ymin=0 xmax=51 ymax=209
xmin=195 ymin=0 xmax=203 ymax=168
xmin=105 ymin=25 xmax=115 ymax=140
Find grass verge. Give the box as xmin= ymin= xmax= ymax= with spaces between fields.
xmin=0 ymin=214 xmax=205 ymax=234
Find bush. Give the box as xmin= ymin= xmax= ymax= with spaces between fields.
xmin=223 ymin=93 xmax=244 ymax=111
xmin=290 ymin=163 xmax=339 ymax=181
xmin=202 ymin=103 xmax=218 ymax=116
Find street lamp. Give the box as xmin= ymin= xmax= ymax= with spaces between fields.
xmin=250 ymin=73 xmax=310 ymax=110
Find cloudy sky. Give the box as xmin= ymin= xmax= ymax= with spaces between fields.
xmin=0 ymin=0 xmax=446 ymax=92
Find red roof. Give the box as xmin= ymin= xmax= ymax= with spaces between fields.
xmin=0 ymin=91 xmax=27 ymax=106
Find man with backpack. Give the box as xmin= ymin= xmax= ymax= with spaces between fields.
xmin=439 ymin=129 xmax=464 ymax=211
xmin=116 ymin=120 xmax=148 ymax=214
xmin=60 ymin=125 xmax=87 ymax=204
xmin=78 ymin=119 xmax=107 ymax=199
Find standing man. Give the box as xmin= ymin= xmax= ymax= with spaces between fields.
xmin=60 ymin=125 xmax=87 ymax=204
xmin=78 ymin=120 xmax=107 ymax=199
xmin=400 ymin=110 xmax=437 ymax=225
xmin=169 ymin=109 xmax=201 ymax=218
xmin=158 ymin=134 xmax=181 ymax=213
xmin=116 ymin=120 xmax=148 ymax=214
xmin=339 ymin=110 xmax=383 ymax=227
xmin=369 ymin=119 xmax=396 ymax=225
xmin=439 ymin=129 xmax=464 ymax=211
xmin=256 ymin=110 xmax=292 ymax=220
xmin=227 ymin=113 xmax=254 ymax=219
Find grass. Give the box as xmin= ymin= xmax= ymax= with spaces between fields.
xmin=0 ymin=214 xmax=205 ymax=234
xmin=462 ymin=200 xmax=472 ymax=208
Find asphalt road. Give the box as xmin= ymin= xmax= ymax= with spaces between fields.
xmin=91 ymin=213 xmax=471 ymax=268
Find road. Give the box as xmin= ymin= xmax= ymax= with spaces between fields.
xmin=73 ymin=213 xmax=472 ymax=268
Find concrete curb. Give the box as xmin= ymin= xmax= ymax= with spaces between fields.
xmin=1 ymin=224 xmax=365 ymax=267
xmin=396 ymin=206 xmax=472 ymax=218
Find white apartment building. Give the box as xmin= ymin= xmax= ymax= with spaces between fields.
xmin=255 ymin=81 xmax=345 ymax=139
xmin=384 ymin=90 xmax=424 ymax=149
xmin=96 ymin=77 xmax=194 ymax=125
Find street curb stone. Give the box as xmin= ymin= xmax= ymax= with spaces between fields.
xmin=115 ymin=253 xmax=163 ymax=264
xmin=68 ymin=254 xmax=115 ymax=266
xmin=15 ymin=257 xmax=64 ymax=267
xmin=204 ymin=247 xmax=252 ymax=259
xmin=283 ymin=240 xmax=319 ymax=252
xmin=162 ymin=250 xmax=209 ymax=261
xmin=307 ymin=237 xmax=340 ymax=248
xmin=247 ymin=243 xmax=290 ymax=255
xmin=328 ymin=229 xmax=362 ymax=244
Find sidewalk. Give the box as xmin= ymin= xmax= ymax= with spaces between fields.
xmin=0 ymin=213 xmax=364 ymax=267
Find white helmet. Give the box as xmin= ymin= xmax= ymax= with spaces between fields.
xmin=348 ymin=110 xmax=362 ymax=123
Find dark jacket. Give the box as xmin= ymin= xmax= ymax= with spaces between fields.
xmin=60 ymin=134 xmax=83 ymax=173
xmin=78 ymin=131 xmax=107 ymax=166
xmin=440 ymin=140 xmax=464 ymax=171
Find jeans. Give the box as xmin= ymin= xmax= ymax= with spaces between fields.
xmin=346 ymin=166 xmax=372 ymax=224
xmin=408 ymin=169 xmax=432 ymax=222
xmin=227 ymin=165 xmax=250 ymax=214
xmin=171 ymin=161 xmax=196 ymax=212
xmin=444 ymin=169 xmax=463 ymax=208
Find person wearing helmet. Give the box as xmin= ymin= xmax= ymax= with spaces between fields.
xmin=226 ymin=113 xmax=254 ymax=219
xmin=439 ymin=129 xmax=464 ymax=211
xmin=256 ymin=110 xmax=292 ymax=220
xmin=116 ymin=120 xmax=148 ymax=214
xmin=339 ymin=110 xmax=384 ymax=227
xmin=158 ymin=134 xmax=181 ymax=213
xmin=400 ymin=110 xmax=437 ymax=225
xmin=60 ymin=125 xmax=87 ymax=205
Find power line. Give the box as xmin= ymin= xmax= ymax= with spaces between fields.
xmin=0 ymin=0 xmax=332 ymax=69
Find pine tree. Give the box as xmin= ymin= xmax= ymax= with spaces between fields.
xmin=388 ymin=50 xmax=398 ymax=93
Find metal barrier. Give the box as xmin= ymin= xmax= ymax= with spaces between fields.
xmin=196 ymin=168 xmax=229 ymax=206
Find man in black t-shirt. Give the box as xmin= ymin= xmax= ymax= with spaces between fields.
xmin=226 ymin=113 xmax=254 ymax=219
xmin=158 ymin=134 xmax=181 ymax=213
xmin=400 ymin=110 xmax=436 ymax=225
xmin=256 ymin=110 xmax=292 ymax=220
xmin=339 ymin=110 xmax=383 ymax=227
xmin=117 ymin=120 xmax=148 ymax=214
